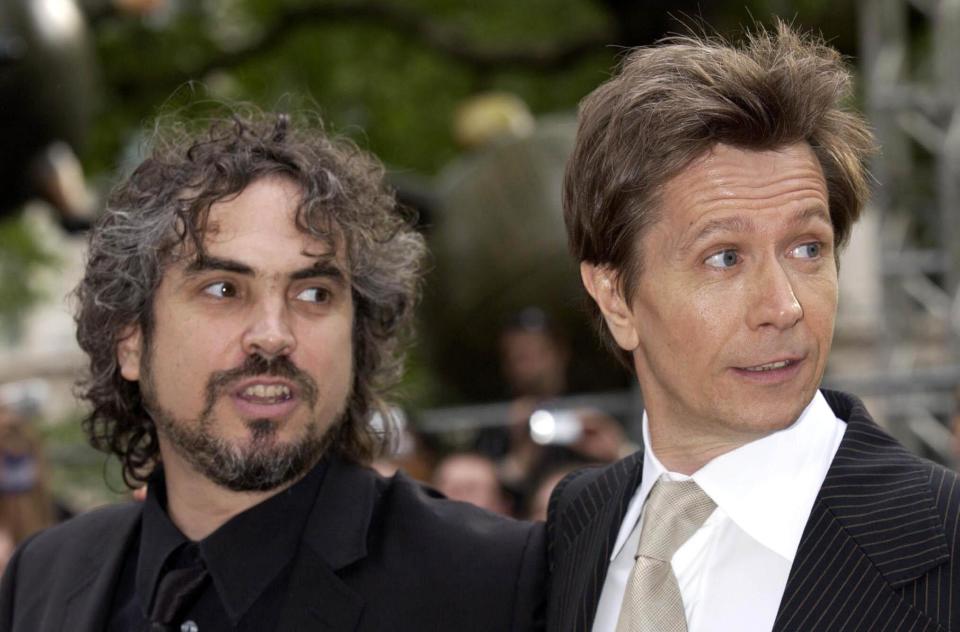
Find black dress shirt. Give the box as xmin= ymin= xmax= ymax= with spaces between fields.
xmin=107 ymin=459 xmax=328 ymax=632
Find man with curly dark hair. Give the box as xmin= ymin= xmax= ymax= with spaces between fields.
xmin=0 ymin=107 xmax=545 ymax=631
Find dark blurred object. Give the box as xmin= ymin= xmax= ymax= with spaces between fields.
xmin=0 ymin=0 xmax=97 ymax=231
xmin=423 ymin=117 xmax=630 ymax=404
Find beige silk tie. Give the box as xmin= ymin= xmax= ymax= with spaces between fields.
xmin=615 ymin=479 xmax=716 ymax=632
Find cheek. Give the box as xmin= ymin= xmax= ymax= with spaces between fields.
xmin=799 ymin=274 xmax=839 ymax=327
xmin=677 ymin=286 xmax=743 ymax=348
xmin=302 ymin=322 xmax=354 ymax=383
xmin=151 ymin=311 xmax=236 ymax=387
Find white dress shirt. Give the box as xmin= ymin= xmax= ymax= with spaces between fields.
xmin=592 ymin=391 xmax=846 ymax=632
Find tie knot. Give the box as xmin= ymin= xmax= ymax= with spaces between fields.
xmin=150 ymin=544 xmax=210 ymax=628
xmin=635 ymin=479 xmax=715 ymax=562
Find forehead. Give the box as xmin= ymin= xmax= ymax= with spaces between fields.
xmin=186 ymin=176 xmax=342 ymax=265
xmin=659 ymin=142 xmax=829 ymax=226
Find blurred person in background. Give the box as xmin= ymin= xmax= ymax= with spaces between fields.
xmin=546 ymin=22 xmax=960 ymax=632
xmin=0 ymin=402 xmax=58 ymax=575
xmin=482 ymin=308 xmax=568 ymax=496
xmin=481 ymin=308 xmax=629 ymax=512
xmin=0 ymin=106 xmax=544 ymax=632
xmin=499 ymin=307 xmax=569 ymax=404
xmin=432 ymin=452 xmax=511 ymax=516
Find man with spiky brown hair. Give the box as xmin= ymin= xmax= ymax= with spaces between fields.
xmin=546 ymin=23 xmax=960 ymax=632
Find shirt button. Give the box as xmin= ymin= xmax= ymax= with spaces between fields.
xmin=180 ymin=621 xmax=199 ymax=632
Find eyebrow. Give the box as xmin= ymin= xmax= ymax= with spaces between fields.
xmin=185 ymin=255 xmax=347 ymax=285
xmin=185 ymin=256 xmax=253 ymax=276
xmin=683 ymin=206 xmax=831 ymax=249
xmin=289 ymin=261 xmax=347 ymax=285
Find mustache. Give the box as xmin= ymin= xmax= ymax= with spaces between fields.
xmin=202 ymin=354 xmax=320 ymax=414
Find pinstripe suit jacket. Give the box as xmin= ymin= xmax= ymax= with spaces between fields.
xmin=546 ymin=390 xmax=960 ymax=632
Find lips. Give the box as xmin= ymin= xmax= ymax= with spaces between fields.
xmin=741 ymin=359 xmax=795 ymax=372
xmin=731 ymin=355 xmax=806 ymax=384
xmin=239 ymin=382 xmax=292 ymax=402
xmin=229 ymin=378 xmax=300 ymax=418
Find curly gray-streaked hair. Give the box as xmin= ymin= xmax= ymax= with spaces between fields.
xmin=74 ymin=105 xmax=426 ymax=486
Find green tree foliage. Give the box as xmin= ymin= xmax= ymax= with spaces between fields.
xmin=84 ymin=0 xmax=857 ymax=176
xmin=0 ymin=215 xmax=57 ymax=339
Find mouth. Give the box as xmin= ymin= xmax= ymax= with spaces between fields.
xmin=229 ymin=378 xmax=300 ymax=418
xmin=237 ymin=382 xmax=294 ymax=403
xmin=731 ymin=356 xmax=805 ymax=384
xmin=741 ymin=359 xmax=796 ymax=372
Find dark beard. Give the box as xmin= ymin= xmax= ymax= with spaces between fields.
xmin=142 ymin=353 xmax=341 ymax=492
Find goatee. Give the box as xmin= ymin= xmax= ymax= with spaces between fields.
xmin=142 ymin=353 xmax=341 ymax=492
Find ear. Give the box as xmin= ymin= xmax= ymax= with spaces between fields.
xmin=580 ymin=262 xmax=639 ymax=351
xmin=116 ymin=324 xmax=144 ymax=382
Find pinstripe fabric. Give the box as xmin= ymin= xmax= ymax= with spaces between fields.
xmin=546 ymin=390 xmax=960 ymax=632
xmin=547 ymin=451 xmax=643 ymax=631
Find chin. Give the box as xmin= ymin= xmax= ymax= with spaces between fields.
xmin=741 ymin=397 xmax=813 ymax=434
xmin=246 ymin=418 xmax=281 ymax=443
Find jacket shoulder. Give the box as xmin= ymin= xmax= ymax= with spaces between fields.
xmin=0 ymin=502 xmax=140 ymax=630
xmin=360 ymin=469 xmax=546 ymax=630
xmin=545 ymin=453 xmax=641 ymax=553
xmin=9 ymin=501 xmax=139 ymax=570
xmin=380 ymin=470 xmax=540 ymax=556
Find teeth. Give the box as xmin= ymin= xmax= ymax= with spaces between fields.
xmin=242 ymin=384 xmax=291 ymax=399
xmin=745 ymin=360 xmax=790 ymax=372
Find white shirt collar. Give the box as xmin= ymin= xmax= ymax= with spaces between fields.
xmin=610 ymin=390 xmax=846 ymax=562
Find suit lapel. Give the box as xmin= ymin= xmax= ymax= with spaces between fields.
xmin=61 ymin=505 xmax=141 ymax=632
xmin=275 ymin=456 xmax=376 ymax=631
xmin=274 ymin=547 xmax=364 ymax=631
xmin=551 ymin=450 xmax=644 ymax=632
xmin=774 ymin=390 xmax=950 ymax=632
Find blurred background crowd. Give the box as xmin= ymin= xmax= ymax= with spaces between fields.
xmin=1 ymin=0 xmax=960 ymax=576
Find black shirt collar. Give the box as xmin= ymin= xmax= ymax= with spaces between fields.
xmin=136 ymin=459 xmax=328 ymax=624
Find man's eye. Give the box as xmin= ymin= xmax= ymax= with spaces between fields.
xmin=202 ymin=281 xmax=236 ymax=298
xmin=704 ymin=249 xmax=739 ymax=269
xmin=296 ymin=287 xmax=331 ymax=303
xmin=791 ymin=242 xmax=822 ymax=259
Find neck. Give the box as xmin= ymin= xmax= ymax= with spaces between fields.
xmin=646 ymin=419 xmax=752 ymax=475
xmin=159 ymin=451 xmax=297 ymax=541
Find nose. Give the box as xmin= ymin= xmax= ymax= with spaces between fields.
xmin=746 ymin=257 xmax=803 ymax=331
xmin=241 ymin=297 xmax=296 ymax=359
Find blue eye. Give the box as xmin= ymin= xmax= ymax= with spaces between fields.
xmin=705 ymin=249 xmax=739 ymax=269
xmin=791 ymin=242 xmax=822 ymax=259
xmin=296 ymin=287 xmax=331 ymax=303
xmin=202 ymin=281 xmax=236 ymax=298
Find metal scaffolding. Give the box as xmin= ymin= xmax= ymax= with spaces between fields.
xmin=858 ymin=0 xmax=960 ymax=460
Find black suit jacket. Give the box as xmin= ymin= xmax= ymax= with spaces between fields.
xmin=546 ymin=390 xmax=960 ymax=632
xmin=0 ymin=456 xmax=546 ymax=631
